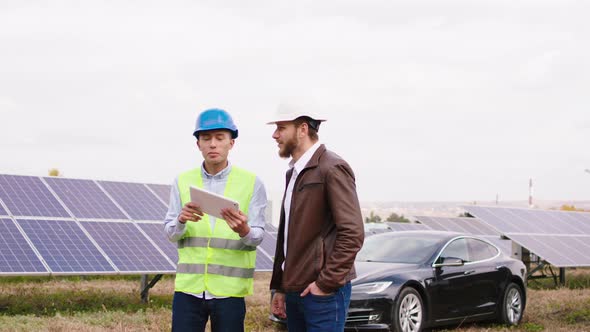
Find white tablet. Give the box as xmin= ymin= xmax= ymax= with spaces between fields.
xmin=189 ymin=185 xmax=240 ymax=220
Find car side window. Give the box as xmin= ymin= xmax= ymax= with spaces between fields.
xmin=468 ymin=238 xmax=499 ymax=262
xmin=440 ymin=238 xmax=470 ymax=263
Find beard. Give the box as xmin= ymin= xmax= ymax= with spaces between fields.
xmin=278 ymin=135 xmax=299 ymax=158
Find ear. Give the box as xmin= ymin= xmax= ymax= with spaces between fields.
xmin=196 ymin=140 xmax=202 ymax=151
xmin=298 ymin=122 xmax=309 ymax=138
xmin=229 ymin=138 xmax=235 ymax=149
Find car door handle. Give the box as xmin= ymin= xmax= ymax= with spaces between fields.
xmin=464 ymin=270 xmax=476 ymax=275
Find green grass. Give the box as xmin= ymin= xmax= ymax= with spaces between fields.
xmin=521 ymin=322 xmax=544 ymax=331
xmin=0 ymin=289 xmax=171 ymax=316
xmin=527 ymin=269 xmax=590 ymax=290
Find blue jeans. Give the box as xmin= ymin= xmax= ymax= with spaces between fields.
xmin=171 ymin=292 xmax=245 ymax=332
xmin=285 ymin=282 xmax=352 ymax=332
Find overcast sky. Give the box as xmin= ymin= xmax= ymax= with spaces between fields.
xmin=1 ymin=0 xmax=589 ymax=205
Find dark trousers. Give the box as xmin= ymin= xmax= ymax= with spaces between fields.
xmin=171 ymin=292 xmax=246 ymax=332
xmin=285 ymin=282 xmax=352 ymax=332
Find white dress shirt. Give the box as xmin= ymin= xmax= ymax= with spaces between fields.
xmin=283 ymin=141 xmax=322 ymax=265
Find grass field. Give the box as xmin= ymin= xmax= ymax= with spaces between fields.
xmin=1 ymin=271 xmax=590 ymax=331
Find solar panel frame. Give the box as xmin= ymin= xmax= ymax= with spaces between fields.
xmin=16 ymin=218 xmax=117 ymax=275
xmin=45 ymin=177 xmax=128 ymax=220
xmin=0 ymin=218 xmax=49 ymax=275
xmin=98 ymin=181 xmax=167 ymax=221
xmin=0 ymin=175 xmax=70 ymax=218
xmin=81 ymin=220 xmax=175 ymax=273
xmin=0 ymin=201 xmax=8 ymax=216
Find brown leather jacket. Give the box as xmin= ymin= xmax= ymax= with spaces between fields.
xmin=270 ymin=144 xmax=365 ymax=293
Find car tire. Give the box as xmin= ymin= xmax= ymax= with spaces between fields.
xmin=392 ymin=287 xmax=424 ymax=332
xmin=498 ymin=282 xmax=524 ymax=326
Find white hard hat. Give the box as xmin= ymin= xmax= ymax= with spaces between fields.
xmin=267 ymin=100 xmax=327 ymax=124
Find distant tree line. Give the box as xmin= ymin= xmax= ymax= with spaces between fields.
xmin=365 ymin=211 xmax=410 ymax=223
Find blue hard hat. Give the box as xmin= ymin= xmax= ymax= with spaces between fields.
xmin=193 ymin=108 xmax=239 ymax=139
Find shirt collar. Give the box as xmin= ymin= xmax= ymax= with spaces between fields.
xmin=201 ymin=161 xmax=232 ymax=179
xmin=289 ymin=141 xmax=321 ymax=175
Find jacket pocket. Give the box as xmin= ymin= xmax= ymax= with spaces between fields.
xmin=298 ymin=181 xmax=323 ymax=192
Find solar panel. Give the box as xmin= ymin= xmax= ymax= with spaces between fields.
xmin=462 ymin=206 xmax=590 ymax=267
xmin=256 ymin=248 xmax=274 ymax=271
xmin=99 ymin=181 xmax=167 ymax=221
xmin=146 ymin=183 xmax=172 ymax=205
xmin=0 ymin=218 xmax=48 ymax=275
xmin=0 ymin=202 xmax=7 ymax=216
xmin=17 ymin=219 xmax=115 ymax=274
xmin=463 ymin=206 xmax=590 ymax=235
xmin=136 ymin=222 xmax=178 ymax=264
xmin=413 ymin=216 xmax=499 ymax=236
xmin=138 ymin=222 xmax=276 ymax=271
xmin=265 ymin=223 xmax=278 ymax=232
xmin=45 ymin=178 xmax=127 ymax=219
xmin=0 ymin=175 xmax=70 ymax=218
xmin=259 ymin=232 xmax=277 ymax=258
xmin=506 ymin=234 xmax=590 ymax=267
xmin=482 ymin=236 xmax=513 ymax=256
xmin=386 ymin=222 xmax=429 ymax=231
xmin=82 ymin=221 xmax=175 ymax=272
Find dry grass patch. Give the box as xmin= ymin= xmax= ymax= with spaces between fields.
xmin=2 ymin=272 xmax=590 ymax=331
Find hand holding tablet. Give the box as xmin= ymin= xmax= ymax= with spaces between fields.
xmin=189 ymin=185 xmax=240 ymax=220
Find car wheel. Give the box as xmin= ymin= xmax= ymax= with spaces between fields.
xmin=498 ymin=282 xmax=524 ymax=325
xmin=392 ymin=287 xmax=424 ymax=332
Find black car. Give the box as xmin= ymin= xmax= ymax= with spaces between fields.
xmin=270 ymin=231 xmax=527 ymax=332
xmin=347 ymin=231 xmax=526 ymax=331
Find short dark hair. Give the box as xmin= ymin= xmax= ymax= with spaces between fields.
xmin=293 ymin=116 xmax=319 ymax=141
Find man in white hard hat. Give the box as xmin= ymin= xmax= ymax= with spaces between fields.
xmin=268 ymin=102 xmax=364 ymax=332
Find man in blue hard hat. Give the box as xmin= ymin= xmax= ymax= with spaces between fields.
xmin=164 ymin=108 xmax=267 ymax=332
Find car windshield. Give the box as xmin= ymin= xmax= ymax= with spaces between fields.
xmin=356 ymin=233 xmax=444 ymax=264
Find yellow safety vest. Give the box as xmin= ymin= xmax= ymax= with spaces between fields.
xmin=175 ymin=166 xmax=256 ymax=297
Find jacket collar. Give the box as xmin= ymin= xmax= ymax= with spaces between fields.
xmin=302 ymin=143 xmax=325 ymax=170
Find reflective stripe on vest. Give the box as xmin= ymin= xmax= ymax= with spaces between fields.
xmin=178 ymin=237 xmax=256 ymax=251
xmin=174 ymin=166 xmax=257 ymax=297
xmin=177 ymin=263 xmax=255 ymax=278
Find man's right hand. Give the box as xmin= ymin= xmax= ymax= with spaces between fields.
xmin=178 ymin=202 xmax=204 ymax=224
xmin=271 ymin=291 xmax=287 ymax=319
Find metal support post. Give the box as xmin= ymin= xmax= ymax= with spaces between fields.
xmin=140 ymin=274 xmax=164 ymax=304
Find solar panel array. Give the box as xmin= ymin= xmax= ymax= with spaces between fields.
xmin=401 ymin=216 xmax=512 ymax=255
xmin=463 ymin=205 xmax=590 ymax=267
xmin=0 ymin=174 xmax=276 ymax=276
xmin=412 ymin=216 xmax=498 ymax=236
